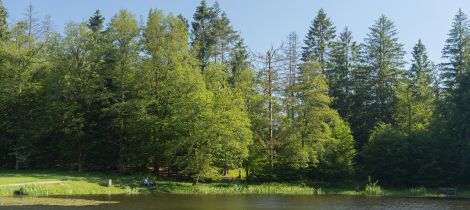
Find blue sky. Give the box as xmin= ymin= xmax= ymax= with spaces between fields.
xmin=4 ymin=0 xmax=470 ymax=65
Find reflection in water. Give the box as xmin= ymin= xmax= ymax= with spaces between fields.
xmin=1 ymin=194 xmax=470 ymax=210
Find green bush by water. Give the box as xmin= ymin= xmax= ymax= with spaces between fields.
xmin=365 ymin=178 xmax=382 ymax=196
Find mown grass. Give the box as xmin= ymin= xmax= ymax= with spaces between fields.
xmin=0 ymin=170 xmax=149 ymax=196
xmin=0 ymin=170 xmax=469 ymax=198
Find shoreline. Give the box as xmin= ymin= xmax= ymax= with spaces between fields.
xmin=0 ymin=171 xmax=467 ymax=199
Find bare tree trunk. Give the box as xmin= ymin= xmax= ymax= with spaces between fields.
xmin=267 ymin=51 xmax=274 ymax=171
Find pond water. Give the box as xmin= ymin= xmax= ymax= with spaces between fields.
xmin=2 ymin=194 xmax=470 ymax=210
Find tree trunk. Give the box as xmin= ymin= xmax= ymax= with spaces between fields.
xmin=78 ymin=141 xmax=82 ymax=172
xmin=15 ymin=153 xmax=19 ymax=170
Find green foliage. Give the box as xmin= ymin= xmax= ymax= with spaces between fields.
xmin=301 ymin=8 xmax=336 ymax=68
xmin=362 ymin=124 xmax=409 ymax=185
xmin=1 ymin=1 xmax=470 ymax=189
xmin=395 ymin=40 xmax=436 ymax=135
xmin=328 ymin=27 xmax=360 ymax=121
xmin=442 ymin=8 xmax=470 ymax=92
xmin=0 ymin=0 xmax=8 ymax=40
xmin=279 ymin=61 xmax=355 ymax=180
xmin=364 ymin=177 xmax=383 ymax=196
xmin=15 ymin=185 xmax=49 ymax=196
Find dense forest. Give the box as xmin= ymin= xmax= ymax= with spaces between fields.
xmin=0 ymin=0 xmax=469 ymax=187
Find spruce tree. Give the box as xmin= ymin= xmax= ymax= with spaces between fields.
xmin=87 ymin=10 xmax=105 ymax=32
xmin=329 ymin=27 xmax=360 ymax=121
xmin=191 ymin=0 xmax=216 ymax=71
xmin=396 ymin=40 xmax=435 ymax=135
xmin=363 ymin=15 xmax=405 ymax=126
xmin=442 ymin=8 xmax=470 ymax=91
xmin=301 ymin=8 xmax=336 ymax=73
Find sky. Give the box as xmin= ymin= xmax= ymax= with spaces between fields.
xmin=3 ymin=0 xmax=470 ymax=65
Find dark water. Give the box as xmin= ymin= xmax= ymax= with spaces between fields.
xmin=2 ymin=194 xmax=470 ymax=210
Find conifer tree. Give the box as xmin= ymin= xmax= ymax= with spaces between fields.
xmin=329 ymin=27 xmax=360 ymax=121
xmin=301 ymin=8 xmax=336 ymax=73
xmin=363 ymin=15 xmax=405 ymax=126
xmin=191 ymin=0 xmax=216 ymax=71
xmin=396 ymin=40 xmax=436 ymax=135
xmin=87 ymin=10 xmax=105 ymax=32
xmin=442 ymin=8 xmax=470 ymax=92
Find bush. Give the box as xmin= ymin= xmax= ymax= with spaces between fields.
xmin=361 ymin=124 xmax=409 ymax=185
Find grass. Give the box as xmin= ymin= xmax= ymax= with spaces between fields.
xmin=0 ymin=170 xmax=469 ymax=198
xmin=0 ymin=170 xmax=149 ymax=196
xmin=155 ymin=181 xmax=317 ymax=195
xmin=364 ymin=178 xmax=383 ymax=196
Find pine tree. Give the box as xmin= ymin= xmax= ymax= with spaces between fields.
xmin=364 ymin=15 xmax=405 ymax=126
xmin=87 ymin=10 xmax=105 ymax=32
xmin=442 ymin=8 xmax=470 ymax=92
xmin=191 ymin=0 xmax=216 ymax=71
xmin=301 ymin=8 xmax=336 ymax=73
xmin=211 ymin=3 xmax=237 ymax=64
xmin=396 ymin=40 xmax=436 ymax=135
xmin=329 ymin=27 xmax=360 ymax=121
xmin=229 ymin=38 xmax=249 ymax=86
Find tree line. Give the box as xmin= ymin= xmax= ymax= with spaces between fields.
xmin=0 ymin=0 xmax=469 ymax=186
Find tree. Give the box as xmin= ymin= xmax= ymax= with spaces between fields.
xmin=353 ymin=15 xmax=405 ymax=146
xmin=329 ymin=27 xmax=360 ymax=121
xmin=24 ymin=3 xmax=40 ymax=39
xmin=442 ymin=8 xmax=470 ymax=92
xmin=283 ymin=32 xmax=301 ymax=119
xmin=396 ymin=40 xmax=436 ymax=135
xmin=87 ymin=10 xmax=105 ymax=32
xmin=0 ymin=18 xmax=45 ymax=170
xmin=281 ymin=61 xmax=355 ymax=179
xmin=191 ymin=0 xmax=216 ymax=71
xmin=0 ymin=0 xmax=8 ymax=40
xmin=301 ymin=8 xmax=336 ymax=73
xmin=142 ymin=10 xmax=220 ymax=182
xmin=210 ymin=2 xmax=237 ymax=64
xmin=203 ymin=63 xmax=252 ymax=177
xmin=106 ymin=9 xmax=140 ymax=172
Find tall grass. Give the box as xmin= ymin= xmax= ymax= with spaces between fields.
xmin=157 ymin=182 xmax=317 ymax=195
xmin=15 ymin=185 xmax=49 ymax=196
xmin=364 ymin=178 xmax=383 ymax=196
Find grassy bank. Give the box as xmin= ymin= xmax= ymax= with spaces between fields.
xmin=0 ymin=170 xmax=468 ymax=198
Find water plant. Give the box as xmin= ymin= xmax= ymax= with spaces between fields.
xmin=364 ymin=177 xmax=382 ymax=196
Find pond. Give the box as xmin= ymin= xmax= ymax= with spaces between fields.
xmin=1 ymin=194 xmax=470 ymax=210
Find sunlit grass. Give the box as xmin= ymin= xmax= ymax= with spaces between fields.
xmin=157 ymin=181 xmax=317 ymax=195
xmin=0 ymin=170 xmax=469 ymax=198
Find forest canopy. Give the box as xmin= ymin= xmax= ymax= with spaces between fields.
xmin=0 ymin=0 xmax=469 ymax=186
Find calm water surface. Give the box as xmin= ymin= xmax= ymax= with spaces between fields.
xmin=2 ymin=194 xmax=470 ymax=210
